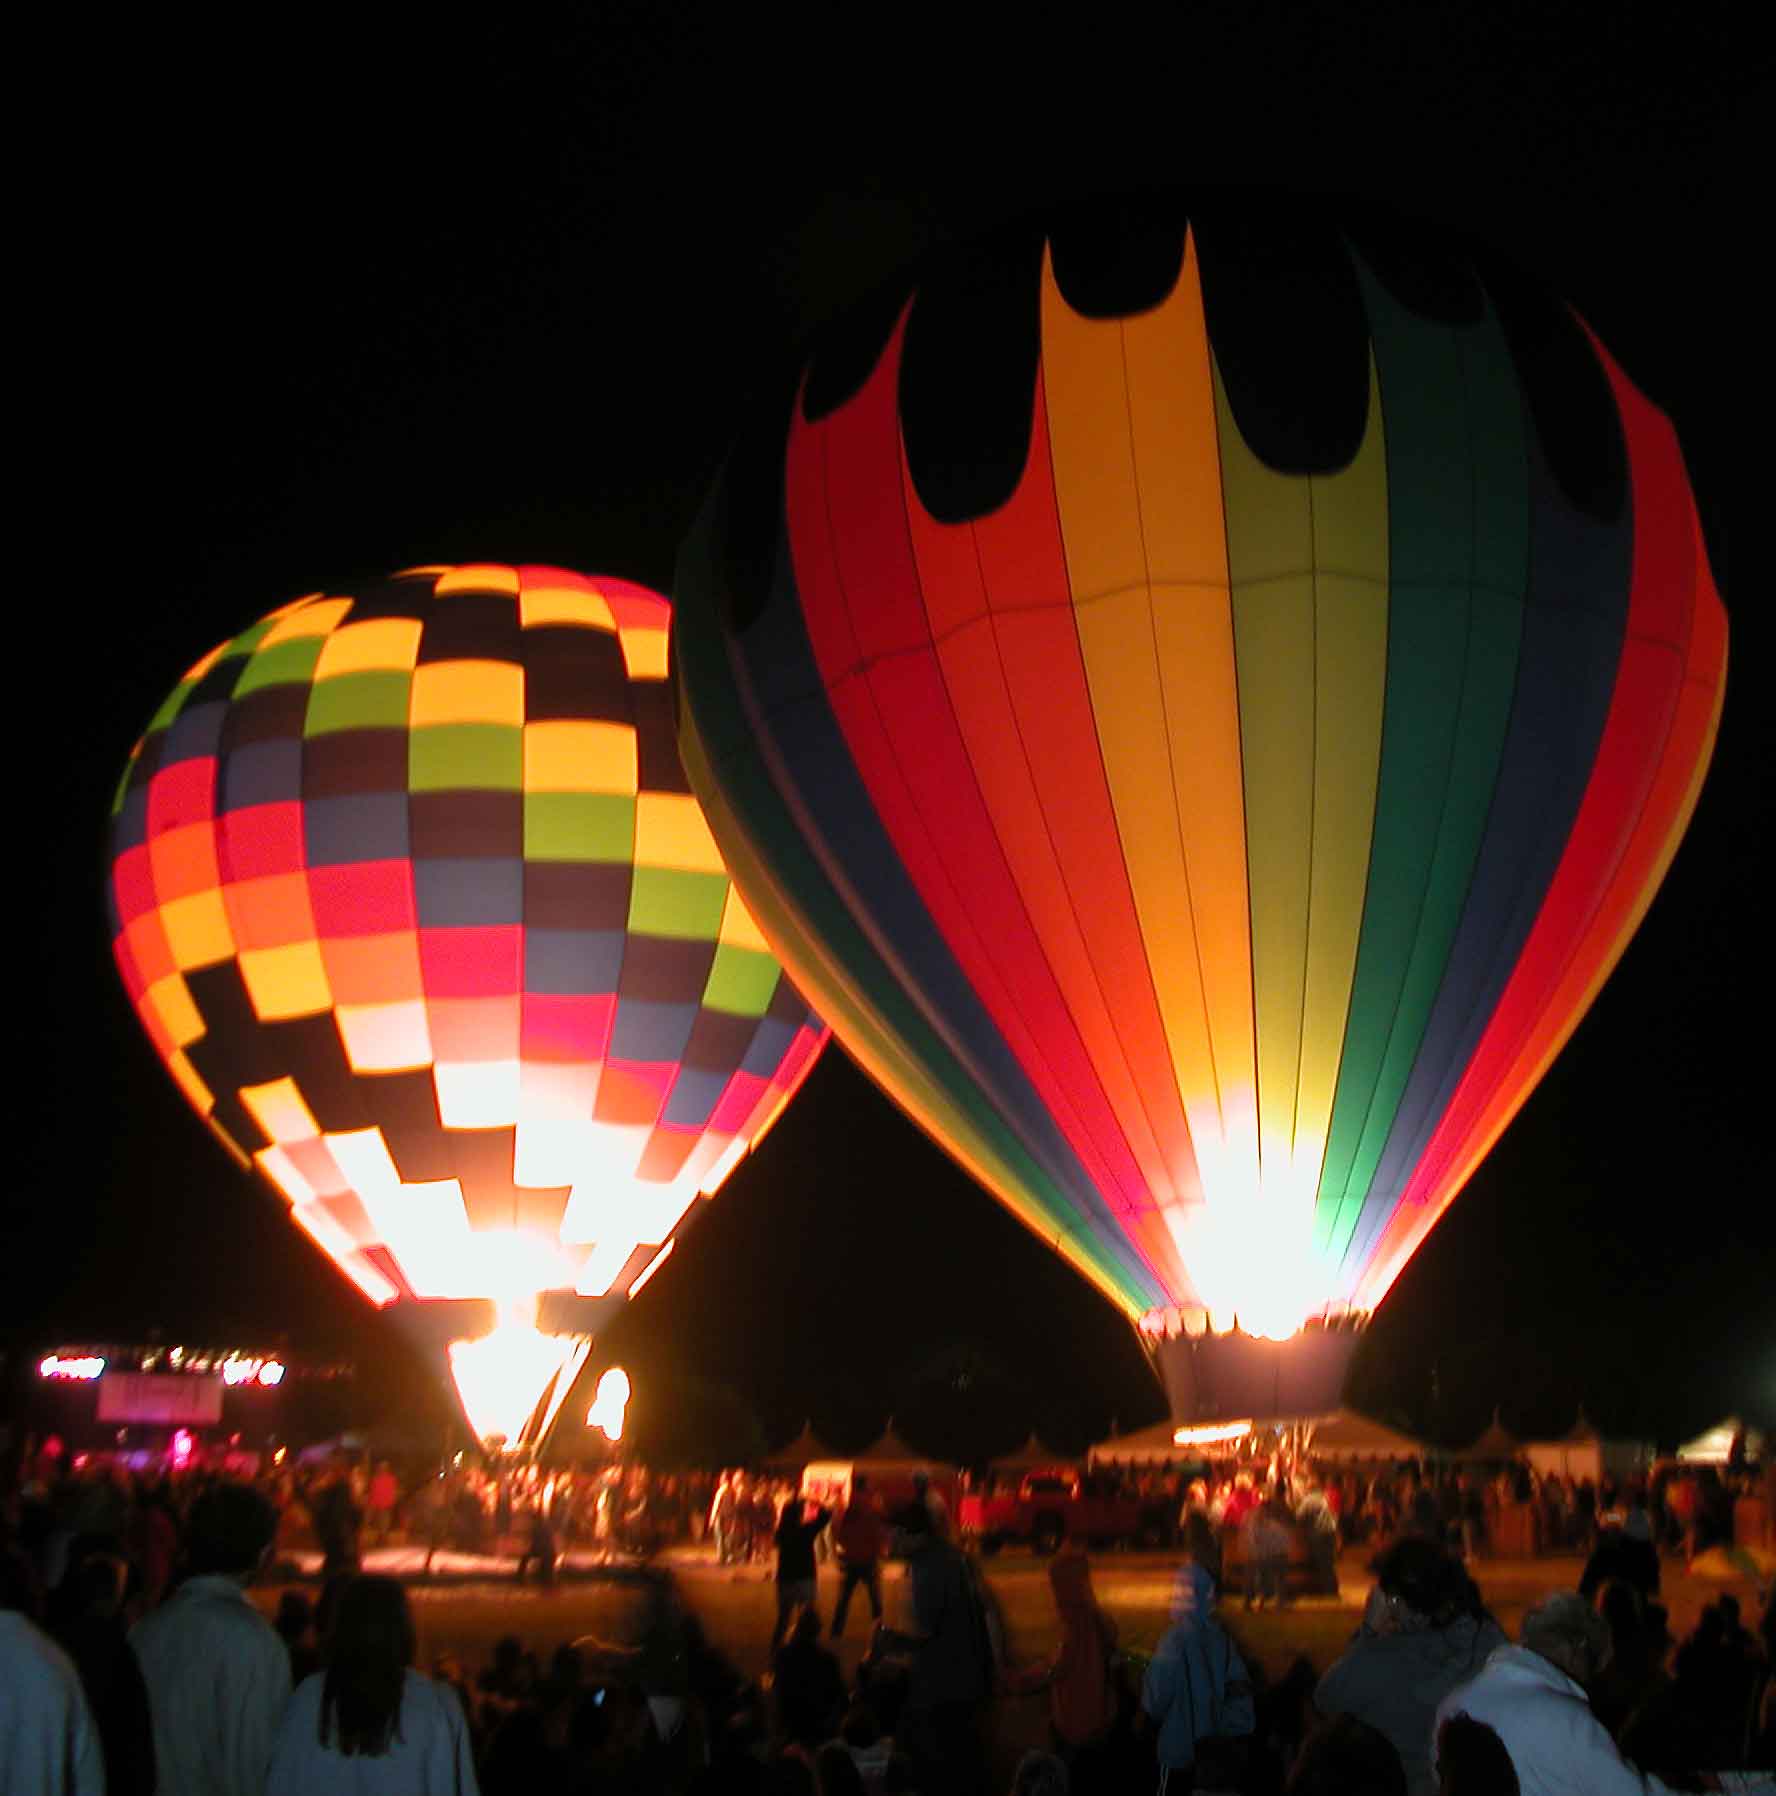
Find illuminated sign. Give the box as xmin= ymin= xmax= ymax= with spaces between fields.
xmin=39 ymin=1354 xmax=106 ymax=1381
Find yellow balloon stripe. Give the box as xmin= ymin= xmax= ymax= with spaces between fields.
xmin=1217 ymin=355 xmax=1389 ymax=1246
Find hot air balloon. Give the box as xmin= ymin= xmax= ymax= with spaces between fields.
xmin=107 ymin=564 xmax=827 ymax=1448
xmin=672 ymin=196 xmax=1726 ymax=1423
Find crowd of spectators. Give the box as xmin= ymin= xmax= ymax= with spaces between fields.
xmin=1 ymin=1436 xmax=1771 ymax=1793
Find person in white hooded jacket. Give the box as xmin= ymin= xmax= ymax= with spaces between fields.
xmin=1434 ymin=1592 xmax=1688 ymax=1795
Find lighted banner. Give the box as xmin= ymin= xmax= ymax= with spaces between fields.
xmin=98 ymin=1374 xmax=224 ymax=1426
xmin=673 ymin=194 xmax=1726 ymax=1397
xmin=107 ymin=565 xmax=828 ymax=1444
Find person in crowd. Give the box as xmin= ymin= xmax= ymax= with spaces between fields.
xmin=746 ymin=1476 xmax=778 ymax=1567
xmin=1003 ymin=1544 xmax=1119 ymax=1788
xmin=1434 ymin=1590 xmax=1690 ymax=1794
xmin=130 ymin=1480 xmax=291 ymax=1796
xmin=310 ymin=1463 xmax=364 ymax=1579
xmin=1315 ymin=1536 xmax=1506 ymax=1796
xmin=1181 ymin=1507 xmax=1223 ymax=1597
xmin=879 ymin=1501 xmax=994 ymax=1795
xmin=2 ymin=1553 xmax=106 ymax=1796
xmin=48 ymin=1539 xmax=156 ymax=1796
xmin=1666 ymin=1592 xmax=1766 ymax=1773
xmin=514 ymin=1494 xmax=558 ymax=1587
xmin=710 ymin=1472 xmax=738 ymax=1566
xmin=275 ymin=1588 xmax=323 ymax=1686
xmin=1008 ymin=1747 xmax=1070 ymax=1796
xmin=1288 ymin=1711 xmax=1408 ymax=1795
xmin=773 ymin=1604 xmax=847 ymax=1749
xmin=771 ymin=1491 xmax=833 ymax=1652
xmin=911 ymin=1471 xmax=952 ymax=1541
xmin=1244 ymin=1488 xmax=1294 ymax=1610
xmin=836 ymin=1694 xmax=898 ymax=1789
xmin=1584 ymin=1579 xmax=1664 ymax=1740
xmin=365 ymin=1462 xmax=400 ymax=1545
xmin=1139 ymin=1559 xmax=1255 ymax=1793
xmin=1434 ymin=1714 xmax=1520 ymax=1796
xmin=265 ymin=1573 xmax=479 ymax=1793
xmin=831 ymin=1473 xmax=887 ymax=1641
xmin=1579 ymin=1504 xmax=1661 ymax=1604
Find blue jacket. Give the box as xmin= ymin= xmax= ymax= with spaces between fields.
xmin=1141 ymin=1563 xmax=1255 ymax=1770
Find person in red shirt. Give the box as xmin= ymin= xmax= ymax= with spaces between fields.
xmin=831 ymin=1474 xmax=887 ymax=1640
xmin=366 ymin=1463 xmax=400 ymax=1544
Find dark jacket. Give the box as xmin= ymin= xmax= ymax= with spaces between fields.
xmin=774 ymin=1503 xmax=832 ymax=1583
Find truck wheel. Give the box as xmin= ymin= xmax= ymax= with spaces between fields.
xmin=1033 ymin=1515 xmax=1064 ymax=1556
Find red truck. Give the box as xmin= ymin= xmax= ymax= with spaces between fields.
xmin=957 ymin=1467 xmax=1173 ymax=1555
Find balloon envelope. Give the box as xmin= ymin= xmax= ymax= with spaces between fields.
xmin=107 ymin=565 xmax=827 ymax=1411
xmin=673 ymin=197 xmax=1725 ymax=1347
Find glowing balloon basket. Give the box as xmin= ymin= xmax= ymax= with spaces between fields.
xmin=107 ymin=565 xmax=827 ymax=1451
xmin=673 ymin=195 xmax=1726 ymax=1422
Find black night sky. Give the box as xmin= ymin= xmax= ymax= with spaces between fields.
xmin=12 ymin=15 xmax=1764 ymax=1459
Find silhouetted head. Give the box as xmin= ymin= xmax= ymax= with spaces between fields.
xmin=1370 ymin=1536 xmax=1486 ymax=1629
xmin=1290 ymin=1712 xmax=1408 ymax=1795
xmin=1436 ymin=1713 xmax=1520 ymax=1795
xmin=185 ymin=1482 xmax=278 ymax=1578
xmin=1010 ymin=1748 xmax=1069 ymax=1796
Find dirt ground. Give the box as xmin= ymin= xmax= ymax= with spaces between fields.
xmin=255 ymin=1539 xmax=1768 ymax=1775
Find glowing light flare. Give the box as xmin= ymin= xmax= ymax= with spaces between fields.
xmin=588 ymin=1367 xmax=631 ymax=1441
xmin=39 ymin=1354 xmax=106 ymax=1381
xmin=258 ymin=1359 xmax=285 ymax=1387
xmin=1173 ymin=1419 xmax=1255 ymax=1447
xmin=1167 ymin=1200 xmax=1327 ymax=1341
xmin=446 ymin=1300 xmax=588 ymax=1448
xmin=170 ymin=1429 xmax=194 ymax=1467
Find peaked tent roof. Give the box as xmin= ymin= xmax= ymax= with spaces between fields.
xmin=1306 ymin=1409 xmax=1428 ymax=1461
xmin=991 ymin=1431 xmax=1074 ymax=1472
xmin=763 ymin=1420 xmax=836 ymax=1468
xmin=839 ymin=1420 xmax=955 ymax=1474
xmin=1087 ymin=1417 xmax=1196 ymax=1465
xmin=1454 ymin=1408 xmax=1523 ymax=1461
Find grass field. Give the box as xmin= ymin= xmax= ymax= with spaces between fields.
xmin=258 ymin=1541 xmax=1766 ymax=1689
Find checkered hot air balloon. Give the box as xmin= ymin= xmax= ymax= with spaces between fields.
xmin=672 ymin=195 xmax=1726 ymax=1422
xmin=107 ymin=564 xmax=827 ymax=1445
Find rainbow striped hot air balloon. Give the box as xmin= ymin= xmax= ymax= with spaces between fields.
xmin=672 ymin=196 xmax=1726 ymax=1420
xmin=107 ymin=564 xmax=826 ymax=1445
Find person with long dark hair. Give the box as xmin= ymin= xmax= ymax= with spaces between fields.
xmin=265 ymin=1574 xmax=479 ymax=1793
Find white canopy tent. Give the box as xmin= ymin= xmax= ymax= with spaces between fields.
xmin=1087 ymin=1408 xmax=1427 ymax=1467
xmin=1303 ymin=1410 xmax=1429 ymax=1463
xmin=1676 ymin=1416 xmax=1766 ymax=1465
xmin=1087 ymin=1418 xmax=1204 ymax=1467
xmin=1523 ymin=1412 xmax=1654 ymax=1483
